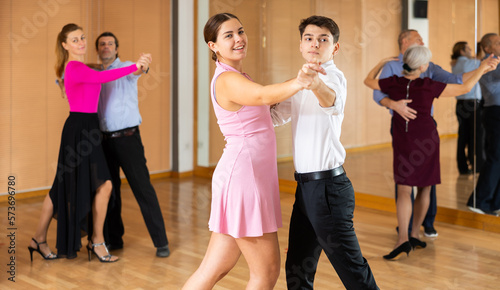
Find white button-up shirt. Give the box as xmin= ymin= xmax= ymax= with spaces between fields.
xmin=271 ymin=60 xmax=347 ymax=173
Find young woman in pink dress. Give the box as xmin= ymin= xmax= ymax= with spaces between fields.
xmin=182 ymin=13 xmax=324 ymax=289
xmin=28 ymin=23 xmax=150 ymax=263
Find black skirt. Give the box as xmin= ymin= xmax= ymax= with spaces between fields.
xmin=49 ymin=112 xmax=112 ymax=258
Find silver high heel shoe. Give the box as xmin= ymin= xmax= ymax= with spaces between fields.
xmin=87 ymin=241 xmax=119 ymax=263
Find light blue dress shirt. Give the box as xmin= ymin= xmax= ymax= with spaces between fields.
xmin=98 ymin=57 xmax=142 ymax=132
xmin=479 ymin=55 xmax=500 ymax=107
xmin=373 ymin=53 xmax=463 ymax=115
xmin=452 ymin=56 xmax=481 ymax=100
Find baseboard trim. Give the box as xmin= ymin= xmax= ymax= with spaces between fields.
xmin=0 ymin=171 xmax=179 ymax=202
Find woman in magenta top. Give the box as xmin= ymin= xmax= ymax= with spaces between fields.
xmin=364 ymin=45 xmax=496 ymax=260
xmin=28 ymin=23 xmax=150 ymax=262
xmin=182 ymin=13 xmax=323 ymax=289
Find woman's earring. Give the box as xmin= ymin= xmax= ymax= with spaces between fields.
xmin=214 ymin=50 xmax=224 ymax=61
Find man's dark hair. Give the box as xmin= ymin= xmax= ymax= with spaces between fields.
xmin=299 ymin=15 xmax=339 ymax=43
xmin=96 ymin=31 xmax=119 ymax=57
xmin=481 ymin=33 xmax=498 ymax=54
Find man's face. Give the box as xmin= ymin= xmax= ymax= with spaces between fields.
xmin=299 ymin=24 xmax=339 ymax=64
xmin=97 ymin=36 xmax=118 ymax=62
xmin=402 ymin=31 xmax=424 ymax=53
xmin=486 ymin=35 xmax=500 ymax=57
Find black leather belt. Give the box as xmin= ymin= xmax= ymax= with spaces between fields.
xmin=457 ymin=99 xmax=481 ymax=103
xmin=294 ymin=166 xmax=345 ymax=183
xmin=103 ymin=126 xmax=138 ymax=139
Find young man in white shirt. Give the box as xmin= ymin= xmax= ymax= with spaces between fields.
xmin=272 ymin=16 xmax=378 ymax=290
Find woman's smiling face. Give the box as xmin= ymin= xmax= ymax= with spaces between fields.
xmin=210 ymin=18 xmax=248 ymax=62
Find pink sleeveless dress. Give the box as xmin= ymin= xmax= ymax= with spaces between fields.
xmin=208 ymin=61 xmax=282 ymax=238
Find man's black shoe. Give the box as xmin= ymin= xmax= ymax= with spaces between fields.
xmin=424 ymin=227 xmax=438 ymax=238
xmin=107 ymin=243 xmax=123 ymax=251
xmin=156 ymin=245 xmax=170 ymax=258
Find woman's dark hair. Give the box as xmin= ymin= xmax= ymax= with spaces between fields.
xmin=203 ymin=13 xmax=241 ymax=61
xmin=95 ymin=31 xmax=119 ymax=58
xmin=298 ymin=15 xmax=339 ymax=43
xmin=451 ymin=41 xmax=468 ymax=60
xmin=476 ymin=41 xmax=485 ymax=59
xmin=55 ymin=23 xmax=82 ymax=79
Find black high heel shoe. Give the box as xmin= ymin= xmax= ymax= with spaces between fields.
xmin=409 ymin=237 xmax=427 ymax=249
xmin=28 ymin=238 xmax=58 ymax=262
xmin=87 ymin=241 xmax=119 ymax=263
xmin=383 ymin=241 xmax=411 ymax=260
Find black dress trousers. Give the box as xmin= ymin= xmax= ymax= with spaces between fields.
xmin=102 ymin=128 xmax=168 ymax=248
xmin=285 ymin=173 xmax=378 ymax=290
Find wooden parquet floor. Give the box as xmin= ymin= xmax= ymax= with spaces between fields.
xmin=1 ymin=174 xmax=500 ymax=289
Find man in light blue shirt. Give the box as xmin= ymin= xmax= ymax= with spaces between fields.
xmin=373 ymin=29 xmax=464 ymax=238
xmin=96 ymin=32 xmax=170 ymax=257
xmin=451 ymin=41 xmax=484 ymax=175
xmin=467 ymin=33 xmax=500 ymax=215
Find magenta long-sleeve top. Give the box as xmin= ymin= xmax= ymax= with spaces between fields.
xmin=64 ymin=61 xmax=138 ymax=113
